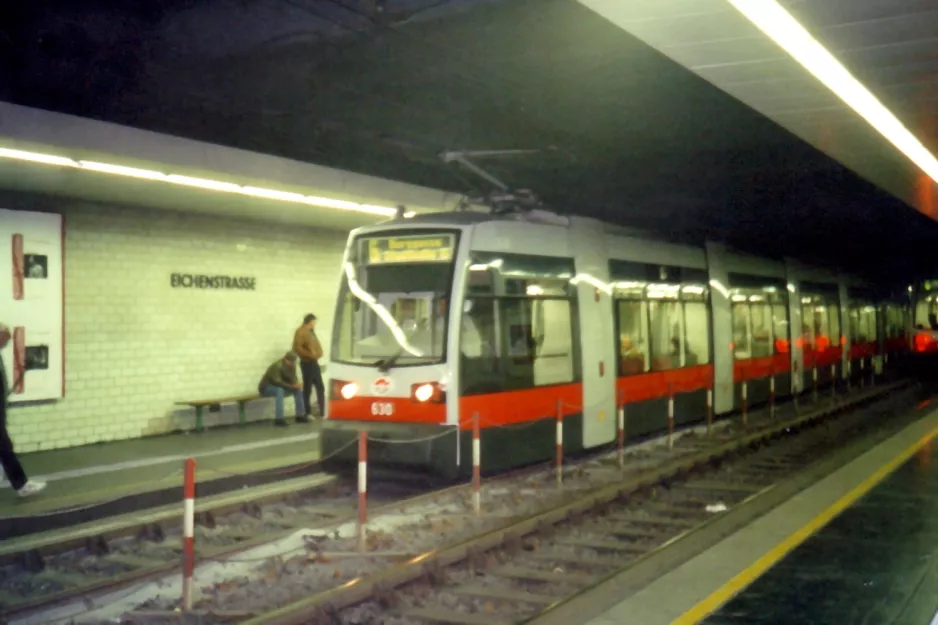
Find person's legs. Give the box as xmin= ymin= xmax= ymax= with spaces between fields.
xmin=292 ymin=389 xmax=307 ymax=422
xmin=261 ymin=385 xmax=287 ymax=425
xmin=0 ymin=424 xmax=27 ymax=491
xmin=0 ymin=410 xmax=44 ymax=495
xmin=300 ymin=361 xmax=314 ymax=417
xmin=311 ymin=361 xmax=325 ymax=417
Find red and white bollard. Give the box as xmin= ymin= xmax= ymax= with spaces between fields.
xmin=616 ymin=391 xmax=625 ymax=469
xmin=181 ymin=458 xmax=196 ymax=612
xmin=812 ymin=364 xmax=819 ymax=402
xmin=357 ymin=431 xmax=367 ymax=553
xmin=830 ymin=364 xmax=836 ymax=401
xmin=667 ymin=383 xmax=675 ymax=451
xmin=472 ymin=412 xmax=481 ymax=515
xmin=769 ymin=368 xmax=776 ymax=420
xmin=555 ymin=400 xmax=564 ymax=486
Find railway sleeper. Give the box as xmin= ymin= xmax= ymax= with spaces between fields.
xmin=608 ymin=513 xmax=698 ymax=530
xmin=525 ymin=551 xmax=623 ymax=570
xmin=492 ymin=565 xmax=597 ymax=584
xmin=450 ymin=583 xmax=557 ymax=605
xmin=17 ymin=548 xmax=44 ymax=573
xmin=85 ymin=535 xmax=109 ymax=557
xmin=195 ymin=510 xmax=216 ymax=529
xmin=136 ymin=523 xmax=165 ymax=543
xmin=553 ymin=537 xmax=646 ymax=554
xmin=242 ymin=502 xmax=263 ymax=519
xmin=400 ymin=606 xmax=514 ymax=625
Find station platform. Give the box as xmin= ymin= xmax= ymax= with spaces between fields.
xmin=539 ymin=401 xmax=938 ymax=625
xmin=0 ymin=420 xmax=322 ymax=534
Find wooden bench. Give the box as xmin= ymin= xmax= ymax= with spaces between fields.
xmin=175 ymin=394 xmax=263 ymax=433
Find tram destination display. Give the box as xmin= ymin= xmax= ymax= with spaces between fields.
xmin=364 ymin=233 xmax=455 ymax=264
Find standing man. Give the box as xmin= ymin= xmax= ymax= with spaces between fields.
xmin=293 ymin=313 xmax=325 ymax=420
xmin=258 ymin=351 xmax=305 ymax=427
xmin=0 ymin=324 xmax=45 ymax=496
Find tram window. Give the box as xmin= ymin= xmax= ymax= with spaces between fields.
xmin=851 ymin=307 xmax=876 ymax=343
xmin=915 ymin=297 xmax=935 ymax=329
xmin=772 ymin=304 xmax=789 ymax=352
xmin=732 ymin=290 xmax=789 ymax=359
xmin=829 ymin=305 xmax=841 ymax=344
xmin=460 ymin=297 xmax=576 ymax=395
xmin=649 ymin=300 xmax=682 ymax=371
xmin=804 ymin=304 xmax=834 ymax=350
xmin=732 ymin=303 xmax=750 ymax=358
xmin=885 ymin=306 xmax=905 ymax=338
xmin=616 ymin=300 xmax=649 ymax=376
xmin=683 ymin=301 xmax=710 ymax=365
xmin=732 ymin=302 xmax=773 ymax=359
xmin=612 ymin=281 xmax=710 ymax=374
xmin=335 ymin=290 xmax=356 ymax=362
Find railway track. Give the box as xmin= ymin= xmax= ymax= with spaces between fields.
xmin=243 ymin=380 xmax=919 ymax=625
xmin=0 ymin=379 xmax=914 ymax=625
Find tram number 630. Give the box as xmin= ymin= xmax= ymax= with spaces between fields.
xmin=371 ymin=402 xmax=394 ymax=416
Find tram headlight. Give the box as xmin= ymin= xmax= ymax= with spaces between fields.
xmin=340 ymin=382 xmax=359 ymax=399
xmin=414 ymin=383 xmax=434 ymax=402
xmin=411 ymin=382 xmax=445 ymax=403
xmin=331 ymin=379 xmax=358 ymax=400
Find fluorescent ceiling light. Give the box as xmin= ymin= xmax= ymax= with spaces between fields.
xmin=0 ymin=145 xmax=401 ymax=217
xmin=0 ymin=147 xmax=78 ymax=167
xmin=726 ymin=0 xmax=938 ymax=183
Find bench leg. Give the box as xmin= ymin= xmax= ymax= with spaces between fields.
xmin=195 ymin=405 xmax=204 ymax=433
xmin=238 ymin=401 xmax=247 ymax=426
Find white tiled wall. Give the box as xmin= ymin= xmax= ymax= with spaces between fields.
xmin=4 ymin=201 xmax=347 ymax=452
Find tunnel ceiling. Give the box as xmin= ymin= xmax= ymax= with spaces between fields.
xmin=1 ymin=0 xmax=937 ymax=284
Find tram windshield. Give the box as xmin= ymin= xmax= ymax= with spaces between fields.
xmin=332 ymin=231 xmax=458 ymax=367
xmin=915 ymin=280 xmax=938 ymax=330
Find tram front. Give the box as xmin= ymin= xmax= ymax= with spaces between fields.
xmin=320 ymin=223 xmax=468 ymax=479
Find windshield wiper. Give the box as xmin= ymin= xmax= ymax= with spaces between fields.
xmin=374 ymin=348 xmax=404 ymax=373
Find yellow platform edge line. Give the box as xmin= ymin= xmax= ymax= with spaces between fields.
xmin=672 ymin=419 xmax=938 ymax=625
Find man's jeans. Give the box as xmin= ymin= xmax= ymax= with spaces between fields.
xmin=261 ymin=385 xmax=305 ymax=422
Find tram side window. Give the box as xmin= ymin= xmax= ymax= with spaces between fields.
xmin=684 ymin=301 xmax=710 ymax=365
xmin=616 ymin=300 xmax=648 ymax=375
xmin=649 ymin=300 xmax=681 ymax=371
xmin=851 ymin=307 xmax=877 ymax=343
xmin=772 ymin=303 xmax=789 ymax=352
xmin=614 ymin=283 xmax=711 ymax=376
xmin=915 ymin=296 xmax=936 ymax=330
xmin=830 ymin=305 xmax=841 ymax=344
xmin=731 ymin=303 xmax=750 ymax=358
xmin=885 ymin=306 xmax=905 ymax=338
xmin=460 ymin=295 xmax=576 ymax=395
xmin=732 ymin=301 xmax=778 ymax=359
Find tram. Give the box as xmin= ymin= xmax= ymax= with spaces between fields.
xmin=320 ymin=207 xmax=910 ymax=479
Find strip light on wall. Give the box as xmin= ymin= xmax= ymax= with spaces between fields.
xmin=0 ymin=146 xmax=412 ymax=217
xmin=726 ymin=0 xmax=938 ymax=183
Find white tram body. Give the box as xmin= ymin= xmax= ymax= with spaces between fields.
xmin=321 ymin=210 xmax=910 ymax=478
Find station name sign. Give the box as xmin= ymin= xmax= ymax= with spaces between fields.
xmin=364 ymin=233 xmax=455 ymax=264
xmin=171 ymin=273 xmax=257 ymax=290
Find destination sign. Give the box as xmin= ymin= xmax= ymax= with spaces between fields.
xmin=365 ymin=234 xmax=455 ymax=264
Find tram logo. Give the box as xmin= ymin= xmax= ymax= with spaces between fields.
xmin=372 ymin=378 xmax=392 ymax=395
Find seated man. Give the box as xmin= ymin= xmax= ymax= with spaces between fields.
xmin=258 ymin=351 xmax=305 ymax=427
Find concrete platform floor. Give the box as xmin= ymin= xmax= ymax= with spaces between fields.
xmin=549 ymin=404 xmax=938 ymax=625
xmin=0 ymin=420 xmax=322 ymax=514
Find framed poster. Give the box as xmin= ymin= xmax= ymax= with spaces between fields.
xmin=0 ymin=208 xmax=64 ymax=403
